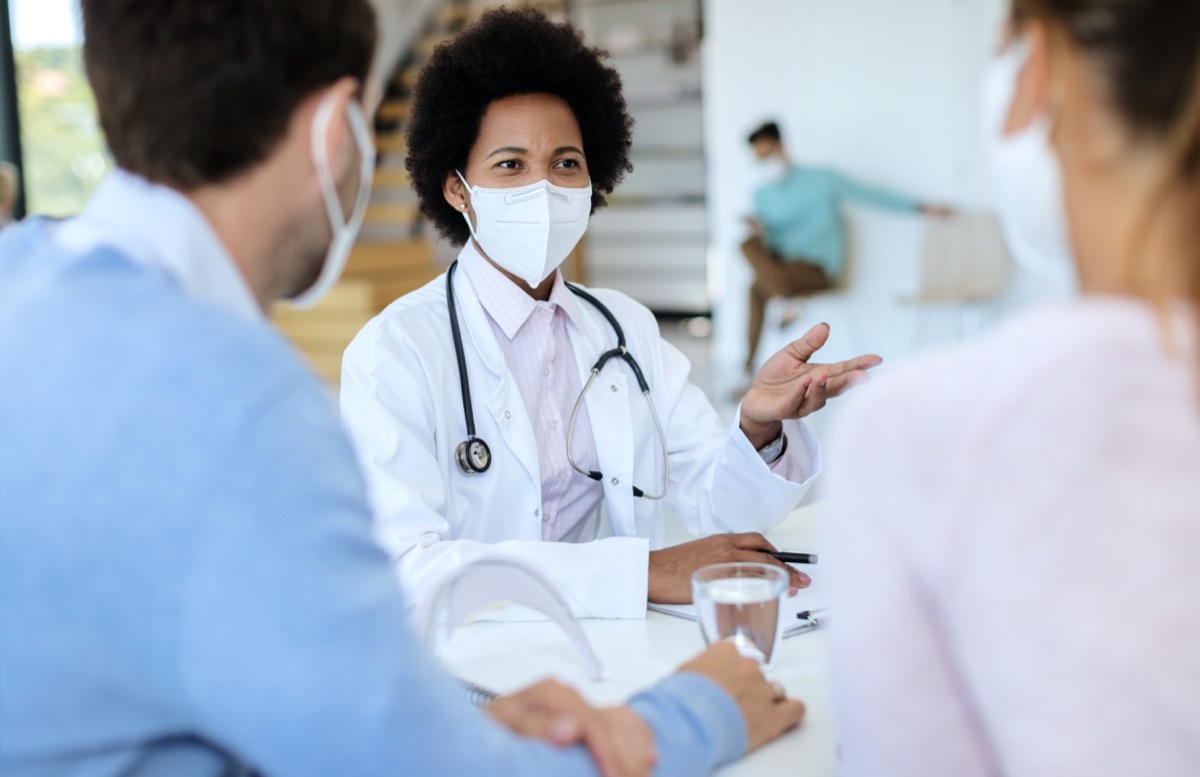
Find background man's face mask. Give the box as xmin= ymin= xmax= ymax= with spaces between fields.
xmin=289 ymin=91 xmax=376 ymax=308
xmin=980 ymin=37 xmax=1075 ymax=281
xmin=457 ymin=172 xmax=592 ymax=287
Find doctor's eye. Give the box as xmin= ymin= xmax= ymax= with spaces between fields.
xmin=494 ymin=159 xmax=522 ymax=171
xmin=555 ymin=158 xmax=583 ymax=170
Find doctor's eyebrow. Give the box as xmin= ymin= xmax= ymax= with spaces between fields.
xmin=482 ymin=145 xmax=585 ymax=161
xmin=483 ymin=146 xmax=528 ymax=160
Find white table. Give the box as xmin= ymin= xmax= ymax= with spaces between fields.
xmin=439 ymin=505 xmax=837 ymax=775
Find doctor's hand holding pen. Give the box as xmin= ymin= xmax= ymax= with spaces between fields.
xmin=739 ymin=322 xmax=882 ymax=450
xmin=649 ymin=532 xmax=809 ymax=603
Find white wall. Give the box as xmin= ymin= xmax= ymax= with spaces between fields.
xmin=702 ymin=0 xmax=1018 ymax=381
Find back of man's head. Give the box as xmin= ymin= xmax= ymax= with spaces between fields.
xmin=81 ymin=0 xmax=377 ymax=190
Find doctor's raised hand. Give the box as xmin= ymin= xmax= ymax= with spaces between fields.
xmin=739 ymin=323 xmax=882 ymax=448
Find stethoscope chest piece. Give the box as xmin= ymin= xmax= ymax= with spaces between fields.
xmin=456 ymin=437 xmax=492 ymax=474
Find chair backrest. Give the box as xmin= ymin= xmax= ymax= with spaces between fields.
xmin=911 ymin=212 xmax=1012 ymax=302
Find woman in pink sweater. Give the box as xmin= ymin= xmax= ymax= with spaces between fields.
xmin=829 ymin=0 xmax=1200 ymax=774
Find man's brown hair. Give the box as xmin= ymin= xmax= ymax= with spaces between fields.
xmin=81 ymin=0 xmax=376 ymax=189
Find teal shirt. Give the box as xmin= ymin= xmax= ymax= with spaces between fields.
xmin=0 ymin=219 xmax=746 ymax=777
xmin=753 ymin=165 xmax=919 ymax=280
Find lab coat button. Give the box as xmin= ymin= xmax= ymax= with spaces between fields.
xmin=610 ymin=384 xmax=618 ymax=392
xmin=610 ymin=477 xmax=619 ymax=486
xmin=534 ymin=508 xmax=540 ymax=517
xmin=504 ymin=410 xmax=511 ymax=419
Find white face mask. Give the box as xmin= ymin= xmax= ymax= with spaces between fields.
xmin=289 ymin=90 xmax=376 ymax=308
xmin=457 ymin=172 xmax=592 ymax=287
xmin=757 ymin=155 xmax=789 ymax=183
xmin=980 ymin=38 xmax=1075 ymax=280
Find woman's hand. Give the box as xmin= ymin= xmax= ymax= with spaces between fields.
xmin=740 ymin=323 xmax=882 ymax=447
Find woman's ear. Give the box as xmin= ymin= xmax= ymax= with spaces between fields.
xmin=1005 ymin=20 xmax=1054 ymax=135
xmin=443 ymin=171 xmax=470 ymax=213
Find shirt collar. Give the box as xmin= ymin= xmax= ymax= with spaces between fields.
xmin=457 ymin=240 xmax=586 ymax=340
xmin=54 ymin=168 xmax=263 ymax=321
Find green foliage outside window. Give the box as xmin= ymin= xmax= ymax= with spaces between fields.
xmin=14 ymin=45 xmax=109 ymax=217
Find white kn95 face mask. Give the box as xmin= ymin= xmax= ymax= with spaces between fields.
xmin=980 ymin=37 xmax=1075 ymax=280
xmin=457 ymin=171 xmax=592 ymax=287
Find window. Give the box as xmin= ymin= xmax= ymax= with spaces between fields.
xmin=8 ymin=0 xmax=108 ymax=217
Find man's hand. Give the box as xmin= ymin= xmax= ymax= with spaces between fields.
xmin=648 ymin=533 xmax=809 ymax=604
xmin=739 ymin=323 xmax=882 ymax=447
xmin=680 ymin=642 xmax=806 ymax=752
xmin=488 ymin=679 xmax=657 ymax=777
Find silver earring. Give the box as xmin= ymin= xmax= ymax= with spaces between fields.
xmin=461 ymin=203 xmax=467 ymax=210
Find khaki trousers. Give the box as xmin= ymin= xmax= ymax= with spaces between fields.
xmin=742 ymin=236 xmax=831 ymax=370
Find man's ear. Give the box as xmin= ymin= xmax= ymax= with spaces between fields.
xmin=1005 ymin=20 xmax=1053 ymax=135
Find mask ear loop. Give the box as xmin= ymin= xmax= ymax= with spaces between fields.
xmin=455 ymin=170 xmax=481 ymax=243
xmin=312 ymin=92 xmax=375 ymax=235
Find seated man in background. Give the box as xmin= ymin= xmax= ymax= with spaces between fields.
xmin=742 ymin=120 xmax=949 ymax=372
xmin=0 ymin=1 xmax=802 ymax=775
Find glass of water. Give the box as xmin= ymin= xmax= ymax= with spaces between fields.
xmin=692 ymin=562 xmax=787 ymax=665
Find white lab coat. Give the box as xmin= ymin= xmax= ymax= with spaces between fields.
xmin=340 ymin=257 xmax=821 ymax=618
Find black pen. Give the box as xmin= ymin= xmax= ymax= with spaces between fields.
xmin=769 ymin=551 xmax=818 ymax=565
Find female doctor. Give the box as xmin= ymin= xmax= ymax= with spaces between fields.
xmin=340 ymin=8 xmax=880 ymax=619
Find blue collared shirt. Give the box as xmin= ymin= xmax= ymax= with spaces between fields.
xmin=0 ymin=172 xmax=746 ymax=776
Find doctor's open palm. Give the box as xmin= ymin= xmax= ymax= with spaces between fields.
xmin=739 ymin=323 xmax=882 ymax=448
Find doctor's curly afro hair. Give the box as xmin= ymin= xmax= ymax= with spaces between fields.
xmin=404 ymin=7 xmax=634 ymax=246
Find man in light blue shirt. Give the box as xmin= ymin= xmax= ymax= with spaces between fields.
xmin=0 ymin=2 xmax=802 ymax=775
xmin=741 ymin=120 xmax=947 ymax=371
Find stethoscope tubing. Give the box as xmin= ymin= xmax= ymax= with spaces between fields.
xmin=446 ymin=260 xmax=669 ymax=499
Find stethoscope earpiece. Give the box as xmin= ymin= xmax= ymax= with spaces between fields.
xmin=455 ymin=437 xmax=492 ymax=474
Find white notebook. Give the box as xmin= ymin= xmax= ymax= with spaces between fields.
xmin=647 ymin=564 xmax=829 ymax=637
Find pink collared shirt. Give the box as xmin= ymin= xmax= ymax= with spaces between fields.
xmin=460 ymin=244 xmax=604 ymax=541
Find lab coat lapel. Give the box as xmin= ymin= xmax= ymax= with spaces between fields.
xmin=565 ymin=291 xmax=638 ymax=537
xmin=454 ymin=267 xmax=542 ymax=492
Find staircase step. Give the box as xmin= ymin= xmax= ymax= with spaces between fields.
xmin=375 ymin=133 xmax=408 ymax=155
xmin=377 ymin=99 xmax=411 ymax=123
xmin=364 ymin=201 xmax=419 ymax=227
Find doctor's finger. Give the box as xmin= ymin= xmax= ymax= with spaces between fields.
xmin=741 ymin=550 xmax=810 ymax=589
xmin=731 ymin=532 xmax=778 ymax=553
xmin=825 ymin=353 xmax=883 ymax=377
xmin=781 ymin=323 xmax=832 ymax=364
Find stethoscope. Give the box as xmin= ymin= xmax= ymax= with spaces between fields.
xmin=446 ymin=260 xmax=669 ymax=499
